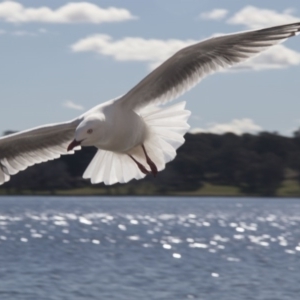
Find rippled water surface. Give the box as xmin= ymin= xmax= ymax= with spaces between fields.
xmin=0 ymin=196 xmax=300 ymax=300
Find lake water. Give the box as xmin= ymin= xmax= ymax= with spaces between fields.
xmin=0 ymin=196 xmax=299 ymax=300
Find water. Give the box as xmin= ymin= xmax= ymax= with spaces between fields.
xmin=0 ymin=196 xmax=300 ymax=300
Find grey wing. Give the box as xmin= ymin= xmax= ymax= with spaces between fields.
xmin=0 ymin=119 xmax=81 ymax=185
xmin=117 ymin=22 xmax=300 ymax=111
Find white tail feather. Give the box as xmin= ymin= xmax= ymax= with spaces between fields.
xmin=83 ymin=102 xmax=191 ymax=185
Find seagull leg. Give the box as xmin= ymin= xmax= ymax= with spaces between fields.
xmin=142 ymin=145 xmax=158 ymax=177
xmin=128 ymin=155 xmax=150 ymax=175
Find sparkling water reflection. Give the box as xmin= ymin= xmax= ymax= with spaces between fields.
xmin=0 ymin=196 xmax=300 ymax=299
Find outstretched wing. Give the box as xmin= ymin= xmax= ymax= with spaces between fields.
xmin=117 ymin=22 xmax=300 ymax=111
xmin=0 ymin=119 xmax=81 ymax=185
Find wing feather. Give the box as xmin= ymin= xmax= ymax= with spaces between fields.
xmin=0 ymin=119 xmax=80 ymax=185
xmin=117 ymin=22 xmax=300 ymax=111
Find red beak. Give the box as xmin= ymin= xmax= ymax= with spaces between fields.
xmin=67 ymin=139 xmax=81 ymax=151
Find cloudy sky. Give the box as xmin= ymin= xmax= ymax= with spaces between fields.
xmin=1 ymin=0 xmax=300 ymax=136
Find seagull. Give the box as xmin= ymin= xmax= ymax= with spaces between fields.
xmin=1 ymin=22 xmax=300 ymax=185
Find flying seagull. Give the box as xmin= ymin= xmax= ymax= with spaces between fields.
xmin=1 ymin=22 xmax=300 ymax=185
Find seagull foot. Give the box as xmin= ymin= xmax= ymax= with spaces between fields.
xmin=142 ymin=145 xmax=158 ymax=177
xmin=147 ymin=160 xmax=158 ymax=177
xmin=129 ymin=155 xmax=150 ymax=175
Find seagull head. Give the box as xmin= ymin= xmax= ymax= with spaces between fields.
xmin=67 ymin=115 xmax=104 ymax=151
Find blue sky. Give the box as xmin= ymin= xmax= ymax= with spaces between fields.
xmin=1 ymin=0 xmax=300 ymax=136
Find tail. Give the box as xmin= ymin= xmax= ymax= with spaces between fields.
xmin=83 ymin=102 xmax=191 ymax=185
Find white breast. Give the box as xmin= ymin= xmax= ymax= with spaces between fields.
xmin=96 ymin=105 xmax=148 ymax=153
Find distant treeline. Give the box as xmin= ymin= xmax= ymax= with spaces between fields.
xmin=1 ymin=131 xmax=300 ymax=196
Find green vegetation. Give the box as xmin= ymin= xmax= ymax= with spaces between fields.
xmin=1 ymin=131 xmax=300 ymax=197
xmin=1 ymin=180 xmax=299 ymax=197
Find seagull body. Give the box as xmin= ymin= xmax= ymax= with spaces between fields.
xmin=1 ymin=22 xmax=300 ymax=185
xmin=74 ymin=101 xmax=148 ymax=153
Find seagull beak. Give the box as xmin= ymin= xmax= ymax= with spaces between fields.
xmin=67 ymin=139 xmax=81 ymax=151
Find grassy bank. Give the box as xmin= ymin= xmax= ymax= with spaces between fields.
xmin=1 ymin=179 xmax=300 ymax=197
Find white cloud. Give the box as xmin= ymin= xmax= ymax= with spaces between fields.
xmin=70 ymin=5 xmax=300 ymax=72
xmin=200 ymin=9 xmax=228 ymax=21
xmin=208 ymin=6 xmax=300 ymax=70
xmin=71 ymin=34 xmax=197 ymax=70
xmin=233 ymin=44 xmax=300 ymax=71
xmin=0 ymin=28 xmax=50 ymax=37
xmin=0 ymin=1 xmax=136 ymax=24
xmin=71 ymin=33 xmax=300 ymax=71
xmin=12 ymin=30 xmax=36 ymax=36
xmin=227 ymin=6 xmax=299 ymax=29
xmin=286 ymin=119 xmax=300 ymax=136
xmin=38 ymin=28 xmax=47 ymax=34
xmin=63 ymin=100 xmax=84 ymax=111
xmin=190 ymin=118 xmax=262 ymax=135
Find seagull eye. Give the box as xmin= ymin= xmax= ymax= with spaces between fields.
xmin=87 ymin=129 xmax=93 ymax=134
